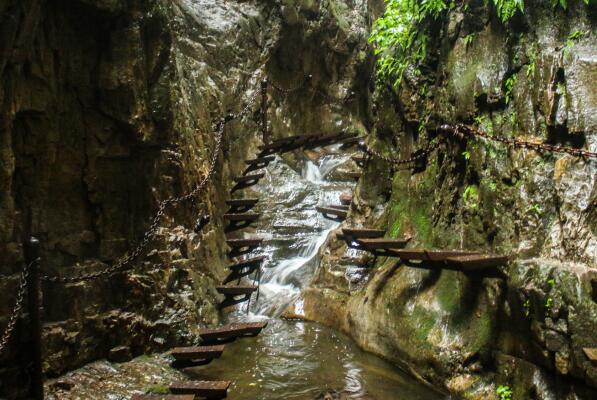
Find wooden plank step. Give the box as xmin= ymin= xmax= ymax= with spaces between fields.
xmin=316 ymin=206 xmax=348 ymax=218
xmin=303 ymin=133 xmax=351 ymax=149
xmin=216 ymin=285 xmax=258 ymax=295
xmin=233 ymin=173 xmax=265 ymax=183
xmin=199 ymin=322 xmax=268 ymax=343
xmin=391 ymin=249 xmax=478 ymax=261
xmin=223 ymin=213 xmax=261 ymax=221
xmin=226 ymin=238 xmax=263 ymax=248
xmin=583 ymin=348 xmax=597 ymax=364
xmin=228 ymin=255 xmax=266 ymax=271
xmin=226 ymin=199 xmax=259 ymax=207
xmin=171 ymin=345 xmax=225 ymax=361
xmin=132 ymin=396 xmax=194 ymax=400
xmin=342 ymin=228 xmax=385 ymax=239
xmin=445 ymin=254 xmax=509 ymax=271
xmin=245 ymin=155 xmax=275 ymax=165
xmin=355 ymin=239 xmax=410 ymax=250
xmin=223 ymin=264 xmax=260 ymax=284
xmin=170 ymin=381 xmax=231 ymax=399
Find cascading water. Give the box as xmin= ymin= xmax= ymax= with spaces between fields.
xmin=44 ymin=147 xmax=445 ymax=400
xmin=193 ymin=148 xmax=445 ymax=399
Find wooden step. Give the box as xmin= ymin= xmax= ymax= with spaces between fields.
xmin=233 ymin=173 xmax=265 ymax=183
xmin=223 ymin=265 xmax=260 ymax=285
xmin=226 ymin=238 xmax=263 ymax=258
xmin=355 ymin=239 xmax=410 ymax=250
xmin=226 ymin=198 xmax=259 ymax=213
xmin=303 ymin=132 xmax=352 ymax=149
xmin=583 ymin=348 xmax=597 ymax=365
xmin=316 ymin=206 xmax=348 ymax=221
xmin=342 ymin=228 xmax=385 ymax=239
xmin=199 ymin=322 xmax=268 ymax=344
xmin=231 ymin=173 xmax=265 ymax=193
xmin=223 ymin=213 xmax=261 ymax=221
xmin=226 ymin=238 xmax=263 ymax=248
xmin=445 ymin=254 xmax=509 ymax=271
xmin=171 ymin=345 xmax=225 ymax=361
xmin=170 ymin=381 xmax=231 ymax=399
xmin=224 ymin=257 xmax=264 ymax=284
xmin=216 ymin=285 xmax=258 ymax=296
xmin=390 ymin=249 xmax=479 ymax=261
xmin=132 ymin=396 xmax=194 ymax=400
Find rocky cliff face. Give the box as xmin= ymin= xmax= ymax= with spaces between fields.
xmin=0 ymin=0 xmax=274 ymax=397
xmin=304 ymin=1 xmax=597 ymax=399
xmin=0 ymin=0 xmax=374 ymax=398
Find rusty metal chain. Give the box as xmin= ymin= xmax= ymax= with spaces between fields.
xmin=269 ymin=75 xmax=311 ymax=93
xmin=40 ymin=101 xmax=238 ymax=283
xmin=360 ymin=139 xmax=441 ymax=165
xmin=222 ymin=90 xmax=261 ymax=124
xmin=441 ymin=124 xmax=597 ymax=160
xmin=0 ymin=260 xmax=34 ymax=355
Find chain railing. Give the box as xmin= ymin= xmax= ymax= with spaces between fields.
xmin=269 ymin=74 xmax=312 ymax=93
xmin=441 ymin=123 xmax=597 ymax=160
xmin=359 ymin=139 xmax=441 ymax=166
xmin=0 ymin=259 xmax=33 ymax=354
xmin=39 ymin=89 xmax=258 ymax=284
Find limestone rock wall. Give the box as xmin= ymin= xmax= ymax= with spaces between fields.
xmin=305 ymin=1 xmax=597 ymax=399
xmin=0 ymin=0 xmax=377 ymax=398
xmin=0 ymin=0 xmax=275 ymax=397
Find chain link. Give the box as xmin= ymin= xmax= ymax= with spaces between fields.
xmin=0 ymin=260 xmax=33 ymax=355
xmin=360 ymin=139 xmax=441 ymax=165
xmin=441 ymin=124 xmax=597 ymax=160
xmin=269 ymin=75 xmax=311 ymax=93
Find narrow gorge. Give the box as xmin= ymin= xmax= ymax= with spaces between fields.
xmin=0 ymin=1 xmax=595 ymax=399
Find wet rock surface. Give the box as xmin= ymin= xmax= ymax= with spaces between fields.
xmin=303 ymin=1 xmax=597 ymax=399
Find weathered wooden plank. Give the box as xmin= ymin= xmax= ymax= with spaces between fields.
xmin=316 ymin=206 xmax=348 ymax=219
xmin=233 ymin=173 xmax=265 ymax=183
xmin=170 ymin=381 xmax=231 ymax=399
xmin=198 ymin=322 xmax=267 ymax=343
xmin=216 ymin=285 xmax=258 ymax=295
xmin=355 ymin=239 xmax=409 ymax=250
xmin=171 ymin=345 xmax=225 ymax=361
xmin=445 ymin=254 xmax=509 ymax=271
xmin=226 ymin=238 xmax=263 ymax=248
xmin=390 ymin=249 xmax=478 ymax=261
xmin=342 ymin=228 xmax=385 ymax=239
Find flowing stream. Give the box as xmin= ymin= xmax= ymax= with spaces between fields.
xmin=45 ymin=148 xmax=444 ymax=400
xmin=187 ymin=149 xmax=443 ymax=399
